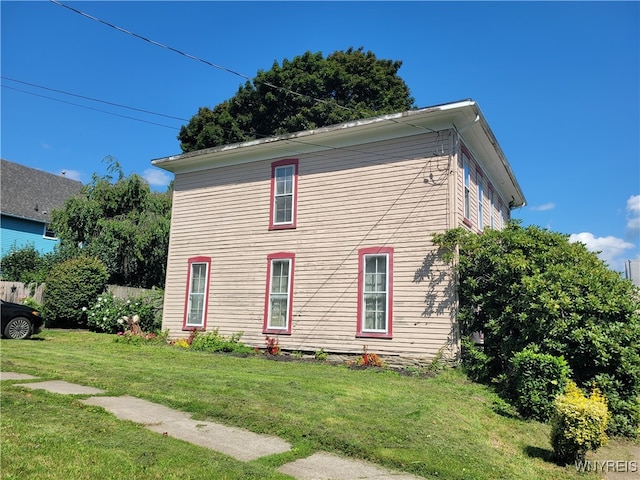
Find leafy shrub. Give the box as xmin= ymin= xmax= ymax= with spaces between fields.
xmin=20 ymin=297 xmax=44 ymax=313
xmin=43 ymin=256 xmax=108 ymax=327
xmin=433 ymin=223 xmax=640 ymax=437
xmin=507 ymin=346 xmax=570 ymax=421
xmin=550 ymin=381 xmax=610 ymax=464
xmin=84 ymin=290 xmax=163 ymax=333
xmin=590 ymin=373 xmax=640 ymax=438
xmin=190 ymin=329 xmax=252 ymax=353
xmin=460 ymin=337 xmax=491 ymax=383
xmin=314 ymin=348 xmax=328 ymax=361
xmin=0 ymin=244 xmax=50 ymax=283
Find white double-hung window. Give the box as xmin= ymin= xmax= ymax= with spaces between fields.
xmin=183 ymin=256 xmax=211 ymax=329
xmin=263 ymin=252 xmax=295 ymax=334
xmin=357 ymin=247 xmax=393 ymax=338
xmin=270 ymin=159 xmax=298 ymax=229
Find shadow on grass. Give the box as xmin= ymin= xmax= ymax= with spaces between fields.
xmin=524 ymin=445 xmax=557 ymax=464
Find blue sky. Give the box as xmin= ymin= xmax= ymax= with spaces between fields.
xmin=2 ymin=1 xmax=638 ymax=271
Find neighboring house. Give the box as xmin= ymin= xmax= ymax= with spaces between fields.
xmin=1 ymin=159 xmax=83 ymax=258
xmin=626 ymin=259 xmax=640 ymax=287
xmin=153 ymin=99 xmax=526 ymax=361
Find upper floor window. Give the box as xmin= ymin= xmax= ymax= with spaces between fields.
xmin=183 ymin=256 xmax=211 ymax=330
xmin=478 ymin=176 xmax=484 ymax=231
xmin=489 ymin=188 xmax=495 ymax=229
xmin=263 ymin=252 xmax=295 ymax=334
xmin=269 ymin=159 xmax=298 ymax=230
xmin=357 ymin=247 xmax=393 ymax=339
xmin=463 ymin=155 xmax=471 ymax=221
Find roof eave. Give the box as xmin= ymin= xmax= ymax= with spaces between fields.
xmin=152 ymin=99 xmax=525 ymax=207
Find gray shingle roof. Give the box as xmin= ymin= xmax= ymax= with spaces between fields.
xmin=1 ymin=159 xmax=83 ymax=223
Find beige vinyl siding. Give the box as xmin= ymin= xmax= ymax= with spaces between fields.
xmin=163 ymin=131 xmax=458 ymax=359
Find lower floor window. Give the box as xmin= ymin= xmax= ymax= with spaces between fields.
xmin=183 ymin=256 xmax=211 ymax=329
xmin=357 ymin=247 xmax=393 ymax=338
xmin=263 ymin=252 xmax=295 ymax=334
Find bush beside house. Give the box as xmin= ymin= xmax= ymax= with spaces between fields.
xmin=43 ymin=256 xmax=108 ymax=328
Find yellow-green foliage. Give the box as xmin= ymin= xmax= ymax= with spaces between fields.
xmin=550 ymin=381 xmax=610 ymax=463
xmin=173 ymin=338 xmax=191 ymax=348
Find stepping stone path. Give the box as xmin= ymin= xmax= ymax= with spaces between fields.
xmin=1 ymin=372 xmax=423 ymax=479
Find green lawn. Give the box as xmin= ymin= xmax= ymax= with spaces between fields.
xmin=0 ymin=330 xmax=614 ymax=479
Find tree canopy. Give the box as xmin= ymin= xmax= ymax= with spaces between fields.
xmin=178 ymin=47 xmax=416 ymax=152
xmin=50 ymin=158 xmax=172 ymax=289
xmin=433 ymin=222 xmax=640 ymax=437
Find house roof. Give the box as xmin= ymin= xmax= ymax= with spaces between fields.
xmin=152 ymin=99 xmax=526 ymax=208
xmin=1 ymin=159 xmax=83 ymax=223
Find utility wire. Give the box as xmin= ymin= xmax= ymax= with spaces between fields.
xmin=49 ymin=0 xmax=438 ymax=138
xmin=2 ymin=85 xmax=180 ymax=130
xmin=2 ymin=76 xmax=189 ymax=122
xmin=49 ymin=0 xmax=351 ymax=112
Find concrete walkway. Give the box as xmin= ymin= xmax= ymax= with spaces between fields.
xmin=1 ymin=371 xmax=422 ymax=480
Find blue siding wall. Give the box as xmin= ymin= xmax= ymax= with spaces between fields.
xmin=1 ymin=215 xmax=58 ymax=257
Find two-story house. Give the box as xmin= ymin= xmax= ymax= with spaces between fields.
xmin=153 ymin=99 xmax=525 ymax=361
xmin=1 ymin=159 xmax=83 ymax=259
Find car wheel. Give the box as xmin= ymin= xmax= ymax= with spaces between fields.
xmin=4 ymin=317 xmax=32 ymax=339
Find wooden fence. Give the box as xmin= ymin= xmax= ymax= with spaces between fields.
xmin=0 ymin=282 xmax=46 ymax=304
xmin=0 ymin=281 xmax=152 ymax=304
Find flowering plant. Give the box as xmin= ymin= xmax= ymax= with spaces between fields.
xmin=114 ymin=330 xmax=168 ymax=345
xmin=355 ymin=345 xmax=385 ymax=368
xmin=83 ymin=290 xmax=162 ymax=334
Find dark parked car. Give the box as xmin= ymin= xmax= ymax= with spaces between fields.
xmin=1 ymin=300 xmax=43 ymax=339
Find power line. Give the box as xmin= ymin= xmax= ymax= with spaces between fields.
xmin=49 ymin=0 xmax=438 ymax=138
xmin=2 ymin=85 xmax=180 ymax=130
xmin=49 ymin=0 xmax=351 ymax=113
xmin=1 ymin=76 xmax=189 ymax=122
xmin=44 ymin=0 xmax=443 ymax=158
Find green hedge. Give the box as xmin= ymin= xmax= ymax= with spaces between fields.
xmin=43 ymin=256 xmax=108 ymax=328
xmin=508 ymin=346 xmax=570 ymax=421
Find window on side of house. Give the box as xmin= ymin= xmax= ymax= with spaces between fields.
xmin=263 ymin=252 xmax=294 ymax=334
xmin=357 ymin=247 xmax=393 ymax=338
xmin=269 ymin=159 xmax=298 ymax=230
xmin=489 ymin=187 xmax=495 ymax=229
xmin=183 ymin=256 xmax=211 ymax=330
xmin=463 ymin=154 xmax=471 ymax=223
xmin=43 ymin=224 xmax=56 ymax=239
xmin=477 ymin=175 xmax=484 ymax=231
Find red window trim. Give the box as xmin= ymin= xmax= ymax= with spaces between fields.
xmin=269 ymin=159 xmax=298 ymax=230
xmin=356 ymin=247 xmax=393 ymax=339
xmin=182 ymin=256 xmax=211 ymax=331
xmin=263 ymin=252 xmax=295 ymax=335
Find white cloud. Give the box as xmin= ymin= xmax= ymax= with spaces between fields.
xmin=626 ymin=194 xmax=640 ymax=232
xmin=569 ymin=232 xmax=635 ymax=270
xmin=143 ymin=168 xmax=172 ymax=188
xmin=530 ymin=202 xmax=556 ymax=212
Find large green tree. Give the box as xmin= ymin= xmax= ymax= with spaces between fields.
xmin=178 ymin=47 xmax=415 ymax=152
xmin=50 ymin=158 xmax=172 ymax=289
xmin=433 ymin=222 xmax=640 ymax=437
